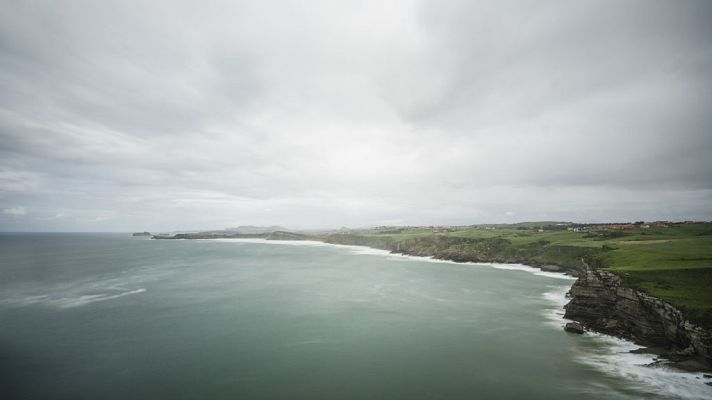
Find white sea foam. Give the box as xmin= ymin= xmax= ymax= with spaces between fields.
xmin=1 ymin=294 xmax=51 ymax=307
xmin=576 ymin=334 xmax=712 ymax=400
xmin=542 ymin=285 xmax=712 ymax=400
xmin=478 ymin=262 xmax=577 ymax=280
xmin=3 ymin=287 xmax=146 ymax=309
xmin=541 ymin=285 xmax=571 ymax=330
xmin=209 ymin=238 xmax=578 ymax=280
xmin=48 ymin=288 xmax=147 ymax=308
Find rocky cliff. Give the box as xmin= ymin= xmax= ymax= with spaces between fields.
xmin=564 ymin=266 xmax=712 ymax=366
xmin=322 ymin=234 xmax=592 ymax=276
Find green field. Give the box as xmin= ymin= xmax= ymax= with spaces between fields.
xmin=323 ymin=222 xmax=712 ymax=328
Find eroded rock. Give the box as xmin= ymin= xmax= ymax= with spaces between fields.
xmin=564 ymin=322 xmax=584 ymax=334
xmin=564 ymin=267 xmax=712 ymax=367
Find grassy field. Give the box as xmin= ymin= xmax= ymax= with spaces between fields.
xmin=326 ymin=222 xmax=712 ymax=328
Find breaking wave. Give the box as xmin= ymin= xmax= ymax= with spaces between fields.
xmin=3 ymin=287 xmax=146 ymax=309
xmin=541 ymin=286 xmax=712 ymax=400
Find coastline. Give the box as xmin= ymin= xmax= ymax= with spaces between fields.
xmin=564 ymin=265 xmax=712 ymax=371
xmin=201 ymin=237 xmax=712 ymax=372
xmin=8 ymin=233 xmax=711 ymax=399
xmin=181 ymin=236 xmax=712 ymax=396
xmin=315 ymin=234 xmax=712 ymax=370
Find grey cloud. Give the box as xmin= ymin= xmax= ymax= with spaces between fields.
xmin=0 ymin=0 xmax=711 ymax=231
xmin=0 ymin=1 xmax=262 ymax=138
xmin=377 ymin=0 xmax=712 ymax=189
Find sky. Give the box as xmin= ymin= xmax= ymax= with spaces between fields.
xmin=1 ymin=0 xmax=711 ymax=232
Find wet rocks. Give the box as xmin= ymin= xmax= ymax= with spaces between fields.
xmin=564 ymin=267 xmax=712 ymax=367
xmin=564 ymin=322 xmax=584 ymax=334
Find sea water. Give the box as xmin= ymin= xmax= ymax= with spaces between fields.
xmin=0 ymin=233 xmax=710 ymax=399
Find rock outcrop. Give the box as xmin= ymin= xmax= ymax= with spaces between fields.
xmin=564 ymin=267 xmax=712 ymax=366
xmin=564 ymin=322 xmax=584 ymax=334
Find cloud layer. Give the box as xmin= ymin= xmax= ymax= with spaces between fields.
xmin=1 ymin=0 xmax=711 ymax=231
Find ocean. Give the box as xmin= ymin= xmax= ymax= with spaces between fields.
xmin=0 ymin=233 xmax=709 ymax=399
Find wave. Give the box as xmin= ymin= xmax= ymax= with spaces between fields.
xmin=541 ymin=286 xmax=712 ymax=400
xmin=48 ymin=288 xmax=146 ymax=308
xmin=3 ymin=287 xmax=146 ymax=309
xmin=478 ymin=262 xmax=577 ymax=280
xmin=541 ymin=285 xmax=571 ymax=330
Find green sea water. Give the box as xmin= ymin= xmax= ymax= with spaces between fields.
xmin=0 ymin=233 xmax=709 ymax=399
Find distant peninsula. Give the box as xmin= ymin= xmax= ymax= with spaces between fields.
xmin=153 ymin=230 xmax=309 ymax=241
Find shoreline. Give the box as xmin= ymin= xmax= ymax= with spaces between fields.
xmin=181 ymin=236 xmax=712 ymax=395
xmin=381 ymin=247 xmax=711 ymax=373
xmin=205 ymin=237 xmax=578 ymax=280
xmin=162 ymin=234 xmax=712 ymax=377
xmin=314 ymin=235 xmax=712 ymax=371
xmin=203 ymin=237 xmax=710 ymax=371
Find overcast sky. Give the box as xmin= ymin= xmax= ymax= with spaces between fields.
xmin=1 ymin=0 xmax=711 ymax=232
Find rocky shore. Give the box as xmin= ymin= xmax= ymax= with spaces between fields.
xmin=564 ymin=265 xmax=712 ymax=369
xmin=152 ymin=230 xmax=712 ymax=369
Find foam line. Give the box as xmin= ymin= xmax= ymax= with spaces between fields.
xmin=541 ymin=285 xmax=712 ymax=399
xmin=209 ymin=238 xmax=577 ymax=280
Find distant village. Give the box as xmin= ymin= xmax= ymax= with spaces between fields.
xmin=365 ymin=220 xmax=712 ymax=234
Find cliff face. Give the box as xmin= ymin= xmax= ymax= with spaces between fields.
xmin=322 ymin=234 xmax=589 ymax=275
xmin=564 ymin=267 xmax=712 ymax=365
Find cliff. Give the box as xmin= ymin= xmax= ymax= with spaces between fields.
xmin=322 ymin=233 xmax=593 ymax=276
xmin=564 ymin=266 xmax=712 ymax=367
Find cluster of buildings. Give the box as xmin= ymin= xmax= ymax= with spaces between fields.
xmin=565 ymin=220 xmax=711 ymax=233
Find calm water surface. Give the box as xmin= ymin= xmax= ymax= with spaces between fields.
xmin=0 ymin=233 xmax=709 ymax=399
